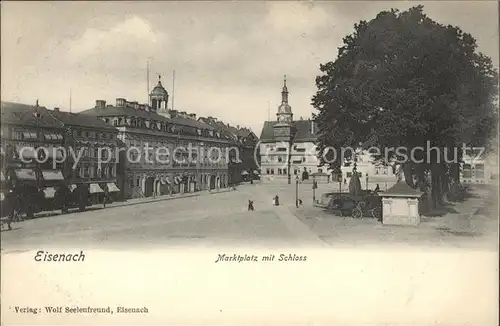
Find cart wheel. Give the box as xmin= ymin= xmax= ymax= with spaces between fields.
xmin=371 ymin=207 xmax=381 ymax=220
xmin=352 ymin=208 xmax=362 ymax=219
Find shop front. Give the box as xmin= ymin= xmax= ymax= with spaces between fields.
xmin=105 ymin=182 xmax=120 ymax=201
xmin=89 ymin=183 xmax=104 ymax=204
xmin=40 ymin=170 xmax=67 ymax=212
xmin=12 ymin=168 xmax=40 ymax=218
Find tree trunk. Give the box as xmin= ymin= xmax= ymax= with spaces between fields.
xmin=403 ymin=162 xmax=415 ymax=188
xmin=430 ymin=163 xmax=439 ymax=209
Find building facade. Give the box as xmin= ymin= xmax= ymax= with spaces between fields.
xmin=258 ymin=77 xmax=398 ymax=188
xmin=1 ymin=101 xmax=123 ymax=215
xmin=1 ymin=102 xmax=68 ymax=216
xmin=49 ymin=108 xmax=121 ymax=202
xmin=259 ymin=77 xmax=328 ymax=183
xmin=461 ymin=147 xmax=498 ymax=184
xmin=198 ymin=116 xmax=260 ymax=185
xmin=81 ymin=76 xmax=230 ymax=199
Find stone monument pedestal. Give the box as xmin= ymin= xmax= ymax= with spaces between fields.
xmin=380 ymin=182 xmax=423 ymax=226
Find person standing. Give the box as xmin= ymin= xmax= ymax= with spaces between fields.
xmin=103 ymin=186 xmax=108 ymax=208
xmin=248 ymin=200 xmax=254 ymax=211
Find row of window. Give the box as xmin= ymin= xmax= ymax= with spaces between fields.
xmin=12 ymin=129 xmax=112 ymax=141
xmin=109 ymin=117 xmax=223 ymax=139
xmin=75 ymin=164 xmax=115 ymax=179
xmin=128 ymin=174 xmax=227 ymax=188
xmin=265 ymin=168 xmax=323 ymax=175
xmin=74 ymin=147 xmax=115 ymax=160
xmin=12 ymin=130 xmax=64 ymax=141
xmin=75 ymin=130 xmax=114 ymax=140
xmin=374 ymin=166 xmax=388 ymax=175
xmin=462 ymin=164 xmax=484 ymax=179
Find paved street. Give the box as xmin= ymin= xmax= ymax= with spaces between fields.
xmin=0 ymin=183 xmax=322 ymax=251
xmin=1 ymin=183 xmax=497 ymax=252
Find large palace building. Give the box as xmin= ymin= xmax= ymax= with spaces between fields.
xmin=81 ymin=76 xmax=231 ymax=199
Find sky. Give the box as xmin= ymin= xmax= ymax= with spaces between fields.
xmin=2 ymin=1 xmax=498 ymax=135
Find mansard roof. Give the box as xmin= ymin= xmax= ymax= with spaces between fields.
xmin=80 ymin=104 xmax=171 ymax=122
xmin=49 ymin=109 xmax=117 ymax=131
xmin=1 ymin=101 xmax=64 ymax=129
xmin=259 ymin=120 xmax=317 ymax=142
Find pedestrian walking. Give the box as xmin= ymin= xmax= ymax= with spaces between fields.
xmin=374 ymin=184 xmax=380 ymax=193
xmin=298 ymin=199 xmax=303 ymax=205
xmin=103 ymin=187 xmax=108 ymax=208
xmin=274 ymin=195 xmax=280 ymax=206
xmin=248 ymin=200 xmax=254 ymax=211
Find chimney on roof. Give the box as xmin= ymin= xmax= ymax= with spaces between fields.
xmin=116 ymin=98 xmax=126 ymax=107
xmin=96 ymin=100 xmax=106 ymax=108
xmin=237 ymin=125 xmax=240 ymax=129
xmin=131 ymin=101 xmax=139 ymax=110
xmin=188 ymin=113 xmax=196 ymax=120
xmin=54 ymin=107 xmax=60 ymax=112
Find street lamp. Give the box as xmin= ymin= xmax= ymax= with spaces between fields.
xmin=337 ymin=172 xmax=343 ymax=197
xmin=287 ymin=126 xmax=297 ymax=185
xmin=295 ymin=175 xmax=299 ymax=208
xmin=366 ymin=173 xmax=369 ymax=190
xmin=312 ymin=176 xmax=317 ymax=203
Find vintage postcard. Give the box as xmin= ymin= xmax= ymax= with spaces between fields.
xmin=1 ymin=1 xmax=498 ymax=325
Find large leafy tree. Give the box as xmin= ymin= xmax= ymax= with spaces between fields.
xmin=313 ymin=6 xmax=498 ymax=207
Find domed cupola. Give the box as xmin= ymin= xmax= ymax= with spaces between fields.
xmin=276 ymin=75 xmax=293 ymax=123
xmin=149 ymin=75 xmax=169 ymax=112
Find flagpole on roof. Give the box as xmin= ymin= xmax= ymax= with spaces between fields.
xmin=268 ymin=100 xmax=271 ymax=121
xmin=69 ymin=88 xmax=72 ymax=113
xmin=147 ymin=59 xmax=150 ymax=103
xmin=172 ymin=70 xmax=176 ymax=111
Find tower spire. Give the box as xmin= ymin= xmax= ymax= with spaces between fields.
xmin=281 ymin=74 xmax=288 ymax=104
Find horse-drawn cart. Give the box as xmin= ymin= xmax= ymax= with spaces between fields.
xmin=315 ymin=191 xmax=382 ymax=220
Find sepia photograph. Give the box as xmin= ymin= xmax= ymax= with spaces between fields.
xmin=1 ymin=1 xmax=498 ymax=325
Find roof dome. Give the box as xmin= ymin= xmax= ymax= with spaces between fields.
xmin=150 ymin=76 xmax=168 ymax=98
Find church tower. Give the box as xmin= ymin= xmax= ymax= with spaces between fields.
xmin=149 ymin=75 xmax=169 ymax=114
xmin=273 ymin=75 xmax=295 ymax=141
xmin=276 ymin=75 xmax=293 ymax=124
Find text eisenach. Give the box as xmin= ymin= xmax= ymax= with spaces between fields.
xmin=34 ymin=250 xmax=85 ymax=262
